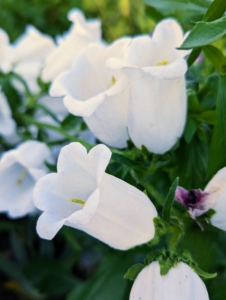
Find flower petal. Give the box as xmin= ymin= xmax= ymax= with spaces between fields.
xmin=130 ymin=262 xmax=209 ymax=300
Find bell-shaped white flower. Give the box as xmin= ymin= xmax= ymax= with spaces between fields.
xmin=34 ymin=142 xmax=157 ymax=250
xmin=175 ymin=167 xmax=226 ymax=228
xmin=0 ymin=28 xmax=15 ymax=73
xmin=12 ymin=26 xmax=55 ymax=94
xmin=108 ymin=19 xmax=189 ymax=154
xmin=130 ymin=261 xmax=209 ymax=300
xmin=41 ymin=8 xmax=102 ymax=82
xmin=50 ymin=38 xmax=130 ymax=148
xmin=0 ymin=140 xmax=51 ymax=218
xmin=0 ymin=88 xmax=16 ymax=137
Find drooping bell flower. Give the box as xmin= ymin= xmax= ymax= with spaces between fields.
xmin=34 ymin=142 xmax=157 ymax=250
xmin=50 ymin=38 xmax=131 ymax=148
xmin=129 ymin=261 xmax=209 ymax=300
xmin=41 ymin=8 xmax=102 ymax=82
xmin=107 ymin=19 xmax=190 ymax=154
xmin=0 ymin=141 xmax=51 ymax=218
xmin=175 ymin=167 xmax=226 ymax=231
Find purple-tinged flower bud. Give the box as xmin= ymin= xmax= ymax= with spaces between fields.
xmin=175 ymin=186 xmax=209 ymax=219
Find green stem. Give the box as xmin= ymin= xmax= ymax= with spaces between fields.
xmin=17 ymin=114 xmax=94 ymax=149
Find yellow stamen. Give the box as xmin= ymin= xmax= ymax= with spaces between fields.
xmin=17 ymin=169 xmax=28 ymax=185
xmin=69 ymin=198 xmax=86 ymax=206
xmin=156 ymin=60 xmax=170 ymax=66
xmin=107 ymin=76 xmax=116 ymax=89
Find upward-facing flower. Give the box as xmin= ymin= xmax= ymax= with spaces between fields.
xmin=107 ymin=19 xmax=189 ymax=154
xmin=41 ymin=9 xmax=102 ymax=82
xmin=0 ymin=88 xmax=16 ymax=137
xmin=34 ymin=142 xmax=157 ymax=250
xmin=129 ymin=261 xmax=209 ymax=299
xmin=50 ymin=38 xmax=131 ymax=148
xmin=0 ymin=141 xmax=51 ymax=218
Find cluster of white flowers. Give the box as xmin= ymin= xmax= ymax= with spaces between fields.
xmin=1 ymin=7 xmax=226 ymax=299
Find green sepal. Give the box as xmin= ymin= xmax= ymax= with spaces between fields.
xmin=193 ymin=266 xmax=217 ymax=279
xmin=147 ymin=217 xmax=167 ymax=247
xmin=123 ymin=263 xmax=145 ymax=281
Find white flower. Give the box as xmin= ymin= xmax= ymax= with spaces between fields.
xmin=13 ymin=25 xmax=55 ymax=63
xmin=0 ymin=141 xmax=51 ymax=218
xmin=0 ymin=88 xmax=16 ymax=137
xmin=12 ymin=26 xmax=55 ymax=94
xmin=129 ymin=261 xmax=209 ymax=300
xmin=107 ymin=19 xmax=189 ymax=154
xmin=0 ymin=28 xmax=15 ymax=73
xmin=50 ymin=38 xmax=130 ymax=148
xmin=41 ymin=8 xmax=102 ymax=82
xmin=175 ymin=167 xmax=226 ymax=228
xmin=34 ymin=142 xmax=157 ymax=250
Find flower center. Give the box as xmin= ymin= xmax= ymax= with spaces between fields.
xmin=156 ymin=60 xmax=170 ymax=66
xmin=17 ymin=168 xmax=28 ymax=185
xmin=186 ymin=190 xmax=198 ymax=205
xmin=68 ymin=198 xmax=86 ymax=207
xmin=107 ymin=76 xmax=116 ymax=89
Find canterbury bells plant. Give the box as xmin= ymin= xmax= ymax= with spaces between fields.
xmin=34 ymin=142 xmax=158 ymax=249
xmin=107 ymin=19 xmax=189 ymax=154
xmin=1 ymin=3 xmax=226 ymax=299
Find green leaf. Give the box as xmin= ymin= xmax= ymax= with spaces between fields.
xmin=203 ymin=0 xmax=226 ymax=22
xmin=187 ymin=48 xmax=202 ymax=67
xmin=184 ymin=119 xmax=197 ymax=144
xmin=162 ymin=177 xmax=179 ymax=224
xmin=111 ymin=153 xmax=145 ymax=172
xmin=186 ymin=0 xmax=226 ymax=66
xmin=198 ymin=110 xmax=216 ymax=125
xmin=124 ymin=264 xmax=145 ymax=281
xmin=174 ymin=136 xmax=208 ymax=189
xmin=202 ymin=45 xmax=226 ymax=73
xmin=143 ymin=0 xmax=211 ymax=23
xmin=208 ymin=75 xmax=226 ymax=178
xmin=181 ymin=16 xmax=226 ymax=49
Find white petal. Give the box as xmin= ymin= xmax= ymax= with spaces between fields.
xmin=64 ymin=93 xmax=106 ymax=117
xmin=84 ymin=86 xmax=129 ymax=148
xmin=13 ymin=25 xmax=55 ymax=62
xmin=152 ymin=19 xmax=184 ymax=49
xmin=143 ymin=58 xmax=187 ymax=79
xmin=36 ymin=212 xmax=67 ymax=240
xmin=127 ymin=72 xmax=187 ymax=154
xmin=16 ymin=140 xmax=51 ymax=168
xmin=130 ymin=262 xmax=209 ymax=300
xmin=57 ymin=143 xmax=111 ymax=183
xmin=78 ymin=173 xmax=157 ymax=250
xmin=205 ymin=167 xmax=226 ymax=231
